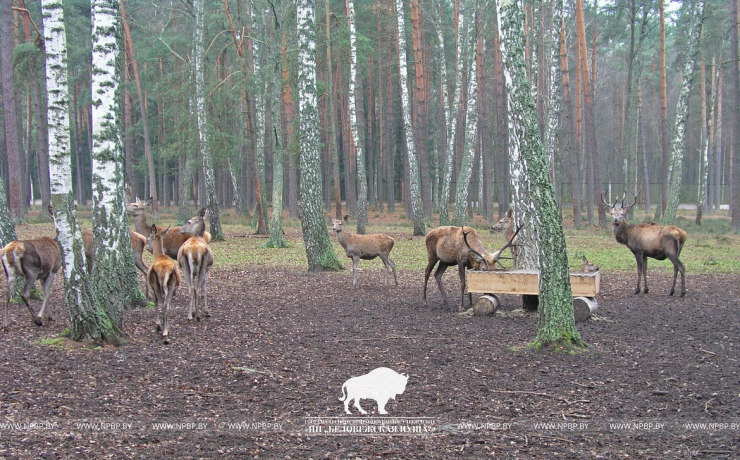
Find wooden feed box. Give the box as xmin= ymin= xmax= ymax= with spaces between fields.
xmin=466 ymin=270 xmax=600 ymax=321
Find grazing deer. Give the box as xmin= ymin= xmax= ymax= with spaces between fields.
xmin=601 ymin=191 xmax=688 ymax=297
xmin=82 ymin=229 xmax=149 ymax=297
xmin=423 ymin=226 xmax=518 ymax=311
xmin=177 ymin=208 xmax=214 ymax=321
xmin=331 ymin=215 xmax=398 ymax=287
xmin=126 ymin=197 xmax=211 ymax=259
xmin=147 ymin=225 xmax=180 ymax=344
xmin=490 ymin=208 xmax=518 ymax=268
xmin=580 ymin=255 xmax=599 ymax=273
xmin=1 ymin=232 xmax=62 ymax=332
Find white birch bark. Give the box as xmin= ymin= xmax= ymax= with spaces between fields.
xmin=42 ymin=0 xmax=119 ymax=343
xmin=438 ymin=0 xmax=463 ymax=225
xmin=347 ymin=0 xmax=368 ymax=234
xmin=395 ymin=0 xmax=425 ymax=236
xmin=90 ymin=0 xmax=146 ymax=317
xmin=452 ymin=9 xmax=477 ymax=226
xmin=664 ymin=0 xmax=704 ymax=225
xmin=194 ymin=0 xmax=223 ymax=240
xmin=297 ymin=0 xmax=341 ymax=270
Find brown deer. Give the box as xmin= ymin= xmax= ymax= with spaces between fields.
xmin=490 ymin=208 xmax=518 ymax=267
xmin=1 ymin=233 xmax=61 ymax=332
xmin=331 ymin=215 xmax=397 ymax=287
xmin=177 ymin=208 xmax=214 ymax=321
xmin=82 ymin=230 xmax=149 ymax=297
xmin=147 ymin=225 xmax=180 ymax=344
xmin=580 ymin=255 xmax=599 ymax=273
xmin=601 ymin=191 xmax=688 ymax=297
xmin=126 ymin=197 xmax=211 ymax=259
xmin=423 ymin=226 xmax=519 ymax=311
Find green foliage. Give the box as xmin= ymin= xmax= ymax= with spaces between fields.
xmin=38 ymin=336 xmax=65 ymax=347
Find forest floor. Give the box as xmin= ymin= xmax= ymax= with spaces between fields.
xmin=0 ymin=255 xmax=738 ymax=458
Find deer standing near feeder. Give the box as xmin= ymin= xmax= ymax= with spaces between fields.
xmin=490 ymin=208 xmax=518 ymax=268
xmin=601 ymin=191 xmax=688 ymax=297
xmin=177 ymin=209 xmax=214 ymax=321
xmin=126 ymin=197 xmax=211 ymax=259
xmin=147 ymin=225 xmax=180 ymax=344
xmin=82 ymin=230 xmax=149 ymax=297
xmin=423 ymin=225 xmax=520 ymax=311
xmin=580 ymin=255 xmax=599 ymax=273
xmin=331 ymin=215 xmax=398 ymax=287
xmin=1 ymin=208 xmax=62 ymax=331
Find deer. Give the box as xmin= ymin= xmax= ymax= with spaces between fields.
xmin=82 ymin=230 xmax=149 ymax=297
xmin=147 ymin=225 xmax=180 ymax=344
xmin=126 ymin=197 xmax=211 ymax=260
xmin=1 ymin=210 xmax=62 ymax=332
xmin=331 ymin=215 xmax=398 ymax=287
xmin=490 ymin=208 xmax=518 ymax=268
xmin=423 ymin=225 xmax=520 ymax=311
xmin=580 ymin=255 xmax=599 ymax=273
xmin=600 ymin=191 xmax=688 ymax=297
xmin=177 ymin=208 xmax=214 ymax=321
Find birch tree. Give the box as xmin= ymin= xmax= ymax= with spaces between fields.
xmin=395 ymin=0 xmax=425 ymax=236
xmin=496 ymin=0 xmax=582 ymax=348
xmin=42 ymin=0 xmax=121 ymax=344
xmin=347 ymin=0 xmax=368 ymax=234
xmin=90 ymin=0 xmax=146 ymax=319
xmin=297 ymin=0 xmax=342 ymax=271
xmin=193 ymin=0 xmax=224 ymax=240
xmin=664 ymin=0 xmax=705 ymax=225
xmin=437 ymin=0 xmax=462 ymax=225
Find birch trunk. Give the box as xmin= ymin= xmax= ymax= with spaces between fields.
xmin=91 ymin=0 xmax=146 ymax=317
xmin=395 ymin=0 xmax=425 ymax=236
xmin=42 ymin=0 xmax=121 ymax=344
xmin=497 ymin=0 xmax=581 ymax=348
xmin=297 ymin=0 xmax=342 ymax=271
xmin=193 ymin=0 xmax=223 ymax=240
xmin=347 ymin=0 xmax=368 ymax=234
xmin=664 ymin=0 xmax=704 ymax=225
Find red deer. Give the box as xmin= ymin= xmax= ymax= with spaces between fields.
xmin=490 ymin=208 xmax=518 ymax=267
xmin=580 ymin=255 xmax=599 ymax=273
xmin=82 ymin=229 xmax=149 ymax=297
xmin=1 ymin=234 xmax=61 ymax=332
xmin=177 ymin=209 xmax=214 ymax=321
xmin=147 ymin=225 xmax=180 ymax=344
xmin=601 ymin=192 xmax=687 ymax=297
xmin=331 ymin=215 xmax=398 ymax=287
xmin=423 ymin=226 xmax=519 ymax=311
xmin=126 ymin=197 xmax=211 ymax=259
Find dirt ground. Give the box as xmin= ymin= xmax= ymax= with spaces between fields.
xmin=0 ymin=257 xmax=738 ymax=458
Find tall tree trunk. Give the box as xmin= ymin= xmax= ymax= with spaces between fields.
xmin=120 ymin=0 xmax=157 ymax=218
xmin=91 ymin=0 xmax=147 ymax=316
xmin=265 ymin=25 xmax=287 ymax=249
xmin=193 ymin=0 xmax=224 ymax=240
xmin=385 ymin=13 xmax=395 ymax=212
xmin=560 ymin=17 xmax=581 ymax=228
xmin=664 ymin=0 xmax=705 ymax=225
xmin=297 ymin=0 xmax=342 ymax=271
xmin=411 ymin=0 xmax=431 ymax=218
xmin=325 ymin=0 xmax=342 ymax=220
xmin=696 ymin=53 xmax=712 ymax=225
xmin=732 ymin=0 xmax=740 ymax=231
xmin=659 ymin=0 xmax=669 ymax=218
xmin=33 ymin=65 xmax=51 ymax=213
xmin=394 ymin=0 xmax=425 ymax=235
xmin=497 ymin=0 xmax=581 ymax=348
xmin=1 ymin=0 xmax=24 ymax=223
xmin=714 ymin=66 xmax=723 ymax=211
xmin=43 ymin=0 xmax=122 ymax=344
xmin=347 ymin=0 xmax=368 ymax=234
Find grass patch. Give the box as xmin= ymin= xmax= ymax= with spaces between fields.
xmin=38 ymin=336 xmax=65 ymax=347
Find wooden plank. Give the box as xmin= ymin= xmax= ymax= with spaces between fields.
xmin=467 ymin=270 xmax=600 ymax=297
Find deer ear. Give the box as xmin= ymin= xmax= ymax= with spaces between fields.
xmin=199 ymin=208 xmax=207 ymax=218
xmin=467 ymin=250 xmax=489 ymax=271
xmin=507 ymin=208 xmax=513 ymax=218
xmin=145 ymin=197 xmax=153 ymax=206
xmin=343 ymin=215 xmax=349 ymax=222
xmin=47 ymin=206 xmax=54 ymax=217
xmin=150 ymin=224 xmax=157 ymax=234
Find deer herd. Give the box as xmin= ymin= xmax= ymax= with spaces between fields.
xmin=1 ymin=192 xmax=690 ymax=341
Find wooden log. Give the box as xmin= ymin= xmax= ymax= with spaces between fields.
xmin=573 ymin=297 xmax=598 ymax=322
xmin=473 ymin=294 xmax=500 ymax=316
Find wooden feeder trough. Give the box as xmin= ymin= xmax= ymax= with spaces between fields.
xmin=466 ymin=270 xmax=600 ymax=321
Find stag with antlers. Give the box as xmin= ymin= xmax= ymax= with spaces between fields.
xmin=601 ymin=191 xmax=688 ymax=297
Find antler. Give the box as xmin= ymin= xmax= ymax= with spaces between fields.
xmin=491 ymin=224 xmax=523 ymax=269
xmin=600 ymin=192 xmax=615 ymax=210
xmin=463 ymin=228 xmax=489 ymax=271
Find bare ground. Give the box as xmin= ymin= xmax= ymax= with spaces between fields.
xmin=0 ymin=262 xmax=738 ymax=459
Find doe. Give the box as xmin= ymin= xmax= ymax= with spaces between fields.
xmin=147 ymin=225 xmax=180 ymax=344
xmin=331 ymin=215 xmax=398 ymax=287
xmin=177 ymin=208 xmax=214 ymax=321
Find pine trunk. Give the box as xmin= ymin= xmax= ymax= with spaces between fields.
xmin=347 ymin=0 xmax=368 ymax=234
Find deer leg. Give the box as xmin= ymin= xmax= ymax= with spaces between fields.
xmin=422 ymin=258 xmax=439 ymax=307
xmin=351 ymin=256 xmax=360 ymax=288
xmin=4 ymin=271 xmax=17 ymax=332
xmin=386 ymin=256 xmax=398 ymax=286
xmin=433 ymin=263 xmax=450 ymax=307
xmin=642 ymin=255 xmax=649 ymax=294
xmin=20 ymin=274 xmax=42 ymax=326
xmin=36 ymin=273 xmax=56 ymax=323
xmin=162 ymin=285 xmax=175 ymax=344
xmin=458 ymin=264 xmax=470 ymax=312
xmin=633 ymin=254 xmax=643 ymax=295
xmin=668 ymin=255 xmax=686 ymax=297
xmin=198 ymin=270 xmax=210 ymax=317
